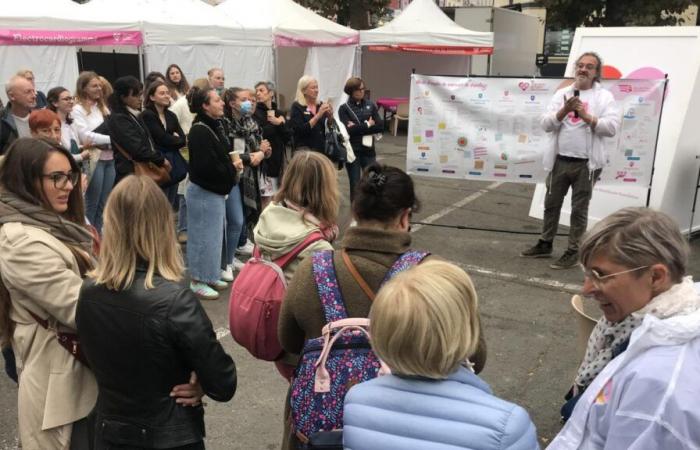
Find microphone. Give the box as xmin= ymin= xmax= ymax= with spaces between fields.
xmin=573 ymin=89 xmax=580 ymax=118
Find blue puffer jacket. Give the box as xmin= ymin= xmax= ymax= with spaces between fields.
xmin=343 ymin=366 xmax=540 ymax=450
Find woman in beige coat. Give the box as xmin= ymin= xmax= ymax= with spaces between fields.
xmin=0 ymin=138 xmax=97 ymax=449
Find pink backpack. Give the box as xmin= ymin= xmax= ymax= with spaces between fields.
xmin=229 ymin=232 xmax=325 ymax=361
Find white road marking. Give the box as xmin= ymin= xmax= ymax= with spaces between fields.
xmin=410 ymin=181 xmax=581 ymax=293
xmin=215 ymin=327 xmax=231 ymax=341
xmin=411 ymin=181 xmax=503 ymax=233
xmin=455 ymin=261 xmax=582 ymax=294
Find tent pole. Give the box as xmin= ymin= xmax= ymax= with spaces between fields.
xmin=138 ymin=46 xmax=145 ymax=83
xmin=273 ymin=44 xmax=279 ymax=96
xmin=354 ymin=45 xmax=362 ymax=77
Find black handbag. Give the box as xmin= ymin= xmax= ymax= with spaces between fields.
xmin=324 ymin=119 xmax=347 ymax=169
xmin=159 ymin=147 xmax=188 ymax=188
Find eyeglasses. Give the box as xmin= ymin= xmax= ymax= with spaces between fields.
xmin=43 ymin=171 xmax=80 ymax=189
xmin=580 ymin=264 xmax=649 ymax=288
xmin=576 ymin=63 xmax=597 ymax=70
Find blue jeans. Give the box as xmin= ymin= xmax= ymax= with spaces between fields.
xmin=224 ymin=184 xmax=245 ymax=266
xmin=85 ymin=159 xmax=116 ymax=233
xmin=177 ymin=195 xmax=187 ymax=233
xmin=186 ymin=183 xmax=226 ymax=284
xmin=346 ymin=151 xmax=376 ymax=202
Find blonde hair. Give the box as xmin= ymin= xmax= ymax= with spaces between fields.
xmin=75 ymin=71 xmax=108 ymax=116
xmin=273 ymin=151 xmax=339 ymax=227
xmin=295 ymin=75 xmax=317 ymax=106
xmin=370 ymin=260 xmax=480 ymax=379
xmin=98 ymin=76 xmax=113 ymax=101
xmin=90 ymin=175 xmax=184 ymax=290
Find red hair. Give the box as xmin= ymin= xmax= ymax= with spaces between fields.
xmin=28 ymin=109 xmax=60 ymax=132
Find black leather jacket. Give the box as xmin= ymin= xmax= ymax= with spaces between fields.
xmin=76 ymin=270 xmax=236 ymax=449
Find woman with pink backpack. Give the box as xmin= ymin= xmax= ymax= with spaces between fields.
xmin=277 ymin=163 xmax=487 ymax=450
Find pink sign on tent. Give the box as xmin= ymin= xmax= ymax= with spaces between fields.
xmin=0 ymin=29 xmax=143 ymax=46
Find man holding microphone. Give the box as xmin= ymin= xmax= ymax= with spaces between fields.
xmin=521 ymin=52 xmax=621 ymax=269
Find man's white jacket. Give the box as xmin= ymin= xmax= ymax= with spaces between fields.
xmin=540 ymin=83 xmax=621 ymax=173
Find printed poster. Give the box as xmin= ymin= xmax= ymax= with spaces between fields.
xmin=406 ymin=74 xmax=666 ymax=186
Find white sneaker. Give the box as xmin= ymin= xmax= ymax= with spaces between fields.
xmin=232 ymin=257 xmax=245 ymax=271
xmin=236 ymin=240 xmax=254 ymax=256
xmin=221 ymin=265 xmax=234 ymax=282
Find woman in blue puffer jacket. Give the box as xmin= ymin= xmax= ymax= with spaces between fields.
xmin=343 ymin=260 xmax=540 ymax=450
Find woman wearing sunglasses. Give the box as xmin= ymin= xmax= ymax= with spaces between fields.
xmin=551 ymin=207 xmax=700 ymax=449
xmin=0 ymin=138 xmax=97 ymax=449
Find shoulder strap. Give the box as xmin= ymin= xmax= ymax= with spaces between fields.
xmin=192 ymin=121 xmax=221 ymax=143
xmin=341 ymin=249 xmax=375 ymax=301
xmin=274 ymin=232 xmax=325 ymax=269
xmin=344 ymin=103 xmax=362 ymax=125
xmin=312 ymin=250 xmax=348 ymax=323
xmin=112 ymin=139 xmax=133 ymax=162
xmin=382 ymin=250 xmax=430 ymax=285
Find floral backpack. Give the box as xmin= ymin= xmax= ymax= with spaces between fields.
xmin=289 ymin=249 xmax=429 ymax=447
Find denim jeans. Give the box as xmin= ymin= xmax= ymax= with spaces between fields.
xmin=85 ymin=159 xmax=116 ymax=233
xmin=224 ymin=184 xmax=245 ymax=267
xmin=346 ymin=151 xmax=377 ymax=202
xmin=177 ymin=195 xmax=187 ymax=233
xmin=186 ymin=183 xmax=226 ymax=284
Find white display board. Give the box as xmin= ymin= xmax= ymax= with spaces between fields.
xmin=406 ymin=74 xmax=665 ymax=185
xmin=529 ymin=27 xmax=700 ymax=233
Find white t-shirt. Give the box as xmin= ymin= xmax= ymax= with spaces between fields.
xmin=557 ymin=88 xmax=594 ymax=159
xmin=13 ymin=114 xmax=31 ymax=138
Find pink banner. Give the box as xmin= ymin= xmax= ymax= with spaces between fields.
xmin=274 ymin=34 xmax=359 ymax=48
xmin=0 ymin=29 xmax=143 ymax=46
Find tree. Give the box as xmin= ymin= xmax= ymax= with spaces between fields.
xmin=539 ymin=0 xmax=697 ymax=29
xmin=293 ymin=0 xmax=391 ymax=30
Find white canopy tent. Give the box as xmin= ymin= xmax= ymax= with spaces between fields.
xmin=76 ymin=0 xmax=274 ymax=89
xmin=217 ymin=0 xmax=359 ymax=110
xmin=0 ymin=0 xmax=139 ymax=103
xmin=359 ymin=0 xmax=494 ymax=99
xmin=360 ymin=0 xmax=493 ymax=53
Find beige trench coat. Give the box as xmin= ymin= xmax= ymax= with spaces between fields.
xmin=0 ymin=222 xmax=97 ymax=450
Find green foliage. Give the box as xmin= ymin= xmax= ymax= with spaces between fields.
xmin=539 ymin=0 xmax=697 ymax=28
xmin=294 ymin=0 xmax=392 ymax=29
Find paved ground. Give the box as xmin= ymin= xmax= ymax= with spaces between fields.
xmin=1 ymin=133 xmax=699 ymax=449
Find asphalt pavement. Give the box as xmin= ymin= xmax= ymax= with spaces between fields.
xmin=1 ymin=133 xmax=699 ymax=449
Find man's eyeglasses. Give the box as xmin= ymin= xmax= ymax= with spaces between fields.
xmin=580 ymin=264 xmax=649 ymax=288
xmin=43 ymin=171 xmax=80 ymax=189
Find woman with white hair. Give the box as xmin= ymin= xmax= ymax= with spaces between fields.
xmin=289 ymin=75 xmax=332 ymax=153
xmin=344 ymin=260 xmax=539 ymax=450
xmin=549 ymin=207 xmax=700 ymax=449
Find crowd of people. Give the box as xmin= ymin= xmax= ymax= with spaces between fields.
xmin=0 ymin=55 xmax=698 ymax=450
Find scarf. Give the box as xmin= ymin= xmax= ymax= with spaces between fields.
xmin=574 ymin=277 xmax=700 ymax=391
xmin=227 ymin=114 xmax=263 ymax=219
xmin=0 ymin=191 xmax=93 ymax=257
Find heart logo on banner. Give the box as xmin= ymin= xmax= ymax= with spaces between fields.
xmin=518 ymin=82 xmax=529 ymax=91
xmin=113 ymin=33 xmax=122 ymax=42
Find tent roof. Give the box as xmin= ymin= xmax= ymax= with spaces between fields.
xmin=360 ymin=0 xmax=493 ymax=53
xmin=76 ymin=0 xmax=265 ymax=45
xmin=217 ymin=0 xmax=358 ymax=47
xmin=0 ymin=0 xmax=138 ymax=30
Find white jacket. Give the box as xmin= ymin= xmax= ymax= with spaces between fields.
xmin=540 ymin=83 xmax=620 ymax=172
xmin=548 ymin=278 xmax=700 ymax=450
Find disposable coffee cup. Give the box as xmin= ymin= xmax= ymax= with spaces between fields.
xmin=229 ymin=151 xmax=240 ymax=163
